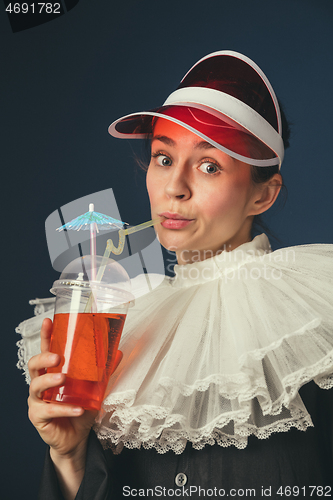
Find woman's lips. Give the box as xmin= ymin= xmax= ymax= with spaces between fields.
xmin=159 ymin=212 xmax=194 ymax=229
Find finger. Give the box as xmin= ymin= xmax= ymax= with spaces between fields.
xmin=29 ymin=371 xmax=66 ymax=400
xmin=40 ymin=318 xmax=53 ymax=353
xmin=28 ymin=397 xmax=84 ymax=426
xmin=110 ymin=350 xmax=123 ymax=374
xmin=28 ymin=352 xmax=60 ymax=380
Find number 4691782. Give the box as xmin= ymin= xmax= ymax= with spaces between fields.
xmin=276 ymin=486 xmax=331 ymax=497
xmin=5 ymin=3 xmax=61 ymax=14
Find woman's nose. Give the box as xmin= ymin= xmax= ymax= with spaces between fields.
xmin=164 ymin=165 xmax=191 ymax=200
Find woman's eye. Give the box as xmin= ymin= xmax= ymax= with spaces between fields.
xmin=198 ymin=162 xmax=220 ymax=174
xmin=154 ymin=154 xmax=172 ymax=167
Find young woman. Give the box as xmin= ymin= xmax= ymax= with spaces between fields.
xmin=24 ymin=51 xmax=333 ymax=499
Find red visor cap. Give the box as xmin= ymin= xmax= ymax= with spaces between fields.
xmin=109 ymin=51 xmax=284 ymax=168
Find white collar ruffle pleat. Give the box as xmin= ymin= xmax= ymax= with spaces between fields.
xmin=95 ymin=234 xmax=333 ymax=454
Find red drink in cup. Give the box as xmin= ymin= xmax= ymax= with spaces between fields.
xmin=42 ymin=255 xmax=133 ymax=410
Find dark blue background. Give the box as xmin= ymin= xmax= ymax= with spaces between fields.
xmin=1 ymin=0 xmax=332 ymax=497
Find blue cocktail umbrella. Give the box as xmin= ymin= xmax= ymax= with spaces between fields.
xmin=57 ymin=203 xmax=127 ymax=283
xmin=57 ymin=203 xmax=127 ymax=232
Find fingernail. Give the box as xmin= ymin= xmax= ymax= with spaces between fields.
xmin=72 ymin=407 xmax=83 ymax=414
xmin=52 ymin=373 xmax=62 ymax=380
xmin=49 ymin=354 xmax=58 ymax=363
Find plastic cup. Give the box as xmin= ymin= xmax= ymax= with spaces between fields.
xmin=42 ymin=255 xmax=134 ymax=410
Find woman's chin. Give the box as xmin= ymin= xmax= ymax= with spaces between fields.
xmin=157 ymin=234 xmax=189 ymax=254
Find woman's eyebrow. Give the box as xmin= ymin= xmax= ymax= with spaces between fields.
xmin=195 ymin=141 xmax=217 ymax=150
xmin=151 ymin=136 xmax=216 ymax=150
xmin=151 ymin=135 xmax=176 ymax=146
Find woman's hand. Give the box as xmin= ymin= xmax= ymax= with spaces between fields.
xmin=28 ymin=318 xmax=96 ymax=458
xmin=28 ymin=318 xmax=122 ymax=499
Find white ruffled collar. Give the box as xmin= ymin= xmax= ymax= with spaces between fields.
xmin=172 ymin=234 xmax=271 ymax=287
xmin=91 ymin=236 xmax=333 ymax=454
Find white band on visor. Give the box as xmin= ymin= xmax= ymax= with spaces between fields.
xmin=163 ymin=87 xmax=284 ymax=166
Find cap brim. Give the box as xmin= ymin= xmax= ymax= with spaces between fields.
xmin=109 ymin=104 xmax=282 ymax=167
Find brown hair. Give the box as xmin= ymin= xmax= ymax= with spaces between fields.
xmin=250 ymin=101 xmax=290 ymax=237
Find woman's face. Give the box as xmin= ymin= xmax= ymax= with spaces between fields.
xmin=147 ymin=118 xmax=271 ymax=264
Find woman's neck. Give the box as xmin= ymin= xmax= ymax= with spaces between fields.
xmin=175 ymin=226 xmax=253 ymax=265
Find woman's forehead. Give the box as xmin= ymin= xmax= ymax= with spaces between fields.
xmin=153 ymin=118 xmax=213 ymax=147
xmin=151 ymin=118 xmax=252 ymax=172
xmin=152 ymin=118 xmax=247 ymax=165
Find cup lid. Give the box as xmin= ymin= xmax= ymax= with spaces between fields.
xmin=51 ymin=255 xmax=134 ymax=303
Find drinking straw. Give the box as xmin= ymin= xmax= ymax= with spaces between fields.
xmin=84 ymin=217 xmax=161 ymax=312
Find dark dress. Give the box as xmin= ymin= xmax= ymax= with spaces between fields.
xmin=38 ymin=382 xmax=333 ymax=500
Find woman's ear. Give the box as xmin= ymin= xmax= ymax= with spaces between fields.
xmin=249 ymin=173 xmax=282 ymax=216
